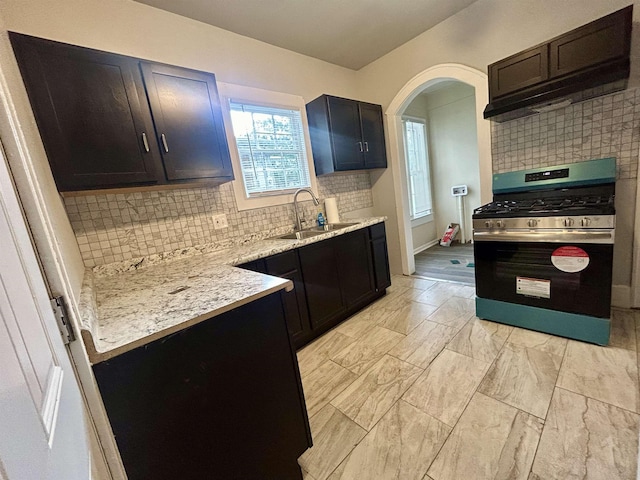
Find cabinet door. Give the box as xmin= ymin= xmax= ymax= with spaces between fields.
xmin=549 ymin=6 xmax=631 ymax=79
xmin=140 ymin=63 xmax=233 ymax=182
xmin=359 ymin=103 xmax=387 ymax=169
xmin=369 ymin=223 xmax=391 ymax=291
xmin=10 ymin=33 xmax=163 ymax=191
xmin=298 ymin=239 xmax=345 ymax=330
xmin=93 ymin=293 xmax=310 ymax=479
xmin=336 ymin=229 xmax=375 ymax=307
xmin=488 ymin=46 xmax=549 ymax=99
xmin=264 ymin=251 xmax=311 ymax=348
xmin=327 ymin=96 xmax=365 ymax=171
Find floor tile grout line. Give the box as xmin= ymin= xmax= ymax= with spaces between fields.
xmin=555 ymin=385 xmax=640 ymax=416
xmin=328 ymin=353 xmax=425 ymax=432
xmin=317 ymin=279 xmax=475 ymax=478
xmin=304 ymin=359 xmax=361 ymax=422
xmin=303 ymin=276 xmax=640 ymax=479
xmin=410 ymin=330 xmax=509 ymax=477
xmin=526 ymin=387 xmax=560 ymax=478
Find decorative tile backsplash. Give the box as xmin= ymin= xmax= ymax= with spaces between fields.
xmin=492 ymin=87 xmax=640 ymax=179
xmin=64 ymin=172 xmax=373 ymax=267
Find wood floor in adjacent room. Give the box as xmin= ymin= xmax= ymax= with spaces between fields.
xmin=297 ymin=275 xmax=640 ymax=480
xmin=414 ymin=243 xmax=475 ymax=285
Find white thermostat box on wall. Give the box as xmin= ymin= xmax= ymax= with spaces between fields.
xmin=452 ymin=185 xmax=468 ymax=196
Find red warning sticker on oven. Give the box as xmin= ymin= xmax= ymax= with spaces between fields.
xmin=551 ymin=246 xmax=589 ymax=273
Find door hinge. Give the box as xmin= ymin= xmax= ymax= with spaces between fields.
xmin=51 ymin=296 xmax=75 ymax=345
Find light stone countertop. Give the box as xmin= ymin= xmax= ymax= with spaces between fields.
xmin=80 ymin=217 xmax=386 ymax=363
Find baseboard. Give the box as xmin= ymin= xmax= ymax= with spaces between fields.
xmin=414 ymin=238 xmax=439 ymax=255
xmin=611 ymin=284 xmax=631 ymax=309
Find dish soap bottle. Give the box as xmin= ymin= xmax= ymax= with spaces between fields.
xmin=317 ymin=212 xmax=326 ymax=227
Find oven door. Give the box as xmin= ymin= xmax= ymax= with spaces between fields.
xmin=474 ymin=232 xmax=613 ymax=318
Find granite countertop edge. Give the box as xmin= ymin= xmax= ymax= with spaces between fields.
xmin=79 ymin=217 xmax=386 ymax=364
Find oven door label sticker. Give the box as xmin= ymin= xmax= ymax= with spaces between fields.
xmin=551 ymin=246 xmax=589 ymax=273
xmin=516 ymin=277 xmax=551 ymax=299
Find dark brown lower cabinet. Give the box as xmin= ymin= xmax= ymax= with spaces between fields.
xmin=93 ymin=292 xmax=311 ymax=480
xmin=297 ymin=236 xmax=346 ymax=331
xmin=238 ymin=223 xmax=390 ymax=349
xmin=369 ymin=222 xmax=392 ymax=292
xmin=264 ymin=251 xmax=312 ymax=348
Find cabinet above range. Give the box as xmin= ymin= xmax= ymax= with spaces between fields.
xmin=483 ymin=5 xmax=633 ymax=122
xmin=306 ymin=94 xmax=387 ymax=175
xmin=9 ymin=33 xmax=233 ymax=192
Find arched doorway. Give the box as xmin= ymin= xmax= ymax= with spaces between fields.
xmin=385 ymin=64 xmax=492 ymax=275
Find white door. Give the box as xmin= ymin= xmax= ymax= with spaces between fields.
xmin=0 ymin=142 xmax=90 ymax=479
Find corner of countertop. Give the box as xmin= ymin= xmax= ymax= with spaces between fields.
xmin=78 ymin=267 xmax=102 ymax=364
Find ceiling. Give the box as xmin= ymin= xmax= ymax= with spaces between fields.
xmin=134 ymin=0 xmax=480 ymax=70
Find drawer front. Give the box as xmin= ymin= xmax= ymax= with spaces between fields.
xmin=264 ymin=250 xmax=299 ymax=276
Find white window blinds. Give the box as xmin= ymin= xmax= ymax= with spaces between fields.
xmin=229 ymin=101 xmax=311 ymax=197
xmin=403 ymin=118 xmax=432 ymax=219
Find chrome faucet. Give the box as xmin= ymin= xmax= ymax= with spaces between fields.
xmin=293 ymin=188 xmax=320 ymax=231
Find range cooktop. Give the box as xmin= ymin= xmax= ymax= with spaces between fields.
xmin=474 ymin=158 xmax=617 ymax=219
xmin=473 ymin=194 xmax=615 ymax=218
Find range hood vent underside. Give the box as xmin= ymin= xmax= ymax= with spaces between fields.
xmin=484 ymin=59 xmax=630 ymax=123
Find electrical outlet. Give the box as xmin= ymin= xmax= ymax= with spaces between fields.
xmin=212 ymin=213 xmax=228 ymax=230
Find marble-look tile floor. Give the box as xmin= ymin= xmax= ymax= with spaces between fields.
xmin=297 ymin=275 xmax=640 ymax=480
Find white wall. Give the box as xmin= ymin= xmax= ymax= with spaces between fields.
xmin=423 ymin=83 xmax=479 ymax=241
xmin=357 ymin=0 xmax=640 ymax=284
xmin=411 ymin=221 xmax=437 ymax=252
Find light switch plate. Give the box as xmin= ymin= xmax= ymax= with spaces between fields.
xmin=212 ymin=213 xmax=228 ymax=229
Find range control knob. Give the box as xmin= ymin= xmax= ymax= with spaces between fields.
xmin=484 ymin=220 xmax=493 ymax=228
xmin=581 ymin=217 xmax=592 ymax=227
xmin=564 ymin=218 xmax=575 ymax=227
xmin=496 ymin=220 xmax=504 ymax=228
xmin=527 ymin=219 xmax=538 ymax=228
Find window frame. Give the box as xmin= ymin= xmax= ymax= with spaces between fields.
xmin=218 ymin=82 xmax=318 ymax=211
xmin=402 ymin=116 xmax=433 ymax=223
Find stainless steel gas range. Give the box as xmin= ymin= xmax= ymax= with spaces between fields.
xmin=472 ymin=157 xmax=616 ymax=345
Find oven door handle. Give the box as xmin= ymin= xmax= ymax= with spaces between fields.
xmin=473 ymin=230 xmax=615 ymax=244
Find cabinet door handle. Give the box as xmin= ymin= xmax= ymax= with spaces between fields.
xmin=141 ymin=133 xmax=150 ymax=152
xmin=161 ymin=133 xmax=169 ymax=153
xmin=364 ymin=142 xmax=369 ymax=152
xmin=357 ymin=141 xmax=363 ymax=152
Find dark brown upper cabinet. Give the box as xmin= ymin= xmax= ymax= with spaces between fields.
xmin=10 ymin=33 xmax=233 ymax=192
xmin=306 ymin=94 xmax=387 ymax=175
xmin=139 ymin=63 xmax=232 ymax=182
xmin=484 ymin=5 xmax=632 ymax=121
xmin=489 ymin=46 xmax=549 ymax=99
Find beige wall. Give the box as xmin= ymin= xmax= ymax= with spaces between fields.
xmin=411 ymin=221 xmax=437 ymax=252
xmin=357 ymin=0 xmax=640 ymax=289
xmin=0 ymin=0 xmax=363 ymax=298
xmin=357 ymin=0 xmax=639 ymax=106
xmin=403 ymin=83 xmax=480 ymax=251
xmin=0 ymin=0 xmax=360 ymax=101
xmin=403 ymin=94 xmax=439 ymax=250
xmin=423 ymin=83 xmax=479 ymax=242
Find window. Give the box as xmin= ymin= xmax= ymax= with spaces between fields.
xmin=218 ymin=83 xmax=318 ymax=211
xmin=403 ymin=117 xmax=432 ymax=220
xmin=230 ymin=102 xmax=311 ymax=197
